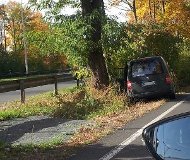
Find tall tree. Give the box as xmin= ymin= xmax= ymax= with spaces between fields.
xmin=29 ymin=0 xmax=109 ymax=89
xmin=80 ymin=0 xmax=109 ymax=88
xmin=5 ymin=1 xmax=48 ymax=51
xmin=2 ymin=1 xmax=53 ymax=74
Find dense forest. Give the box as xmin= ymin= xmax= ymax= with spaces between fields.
xmin=0 ymin=0 xmax=190 ymax=87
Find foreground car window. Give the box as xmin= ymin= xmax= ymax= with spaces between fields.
xmin=132 ymin=59 xmax=163 ymax=77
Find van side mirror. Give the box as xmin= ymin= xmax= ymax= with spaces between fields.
xmin=142 ymin=112 xmax=190 ymax=160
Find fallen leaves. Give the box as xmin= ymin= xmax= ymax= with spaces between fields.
xmin=68 ymin=99 xmax=166 ymax=147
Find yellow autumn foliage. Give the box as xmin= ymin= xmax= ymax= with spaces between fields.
xmin=133 ymin=0 xmax=190 ymax=37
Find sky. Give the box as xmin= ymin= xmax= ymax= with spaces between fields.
xmin=0 ymin=0 xmax=128 ymax=22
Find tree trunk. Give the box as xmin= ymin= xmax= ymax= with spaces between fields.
xmin=148 ymin=0 xmax=152 ymax=18
xmin=161 ymin=0 xmax=165 ymax=14
xmin=12 ymin=18 xmax=17 ymax=53
xmin=80 ymin=0 xmax=109 ymax=89
xmin=133 ymin=0 xmax=138 ymax=23
xmin=4 ymin=22 xmax=6 ymax=52
xmin=153 ymin=0 xmax=156 ymax=21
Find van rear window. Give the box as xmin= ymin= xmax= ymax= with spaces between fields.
xmin=131 ymin=59 xmax=163 ymax=77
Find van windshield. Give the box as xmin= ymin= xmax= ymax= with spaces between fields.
xmin=131 ymin=59 xmax=163 ymax=77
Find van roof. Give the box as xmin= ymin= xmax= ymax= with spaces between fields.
xmin=129 ymin=56 xmax=163 ymax=64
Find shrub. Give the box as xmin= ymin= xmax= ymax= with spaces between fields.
xmin=53 ymin=83 xmax=127 ymax=120
xmin=53 ymin=89 xmax=101 ymax=119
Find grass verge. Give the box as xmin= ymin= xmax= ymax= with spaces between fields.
xmin=0 ymin=84 xmax=166 ymax=159
xmin=0 ymin=87 xmax=80 ymax=120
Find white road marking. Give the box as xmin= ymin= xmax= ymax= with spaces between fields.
xmin=99 ymin=98 xmax=188 ymax=160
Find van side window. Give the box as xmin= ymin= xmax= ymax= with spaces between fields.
xmin=132 ymin=60 xmax=163 ymax=77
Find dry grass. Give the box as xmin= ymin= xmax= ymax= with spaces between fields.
xmin=68 ymin=99 xmax=165 ymax=146
xmin=0 ymin=87 xmax=87 ymax=120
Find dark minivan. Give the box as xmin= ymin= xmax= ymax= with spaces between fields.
xmin=124 ymin=56 xmax=176 ymax=100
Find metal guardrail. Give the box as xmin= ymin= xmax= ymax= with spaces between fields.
xmin=0 ymin=73 xmax=74 ymax=103
xmin=0 ymin=68 xmax=72 ymax=79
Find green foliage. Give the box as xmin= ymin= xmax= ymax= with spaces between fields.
xmin=0 ymin=51 xmax=24 ymax=75
xmin=144 ymin=31 xmax=180 ymax=69
xmin=28 ymin=0 xmax=106 ymax=70
xmin=102 ymin=21 xmax=190 ymax=87
xmin=175 ymin=39 xmax=190 ymax=86
xmin=0 ymin=50 xmax=66 ymax=76
xmin=102 ymin=19 xmax=127 ymax=76
xmin=23 ymin=16 xmax=190 ymax=87
xmin=26 ymin=17 xmax=89 ymax=67
xmin=102 ymin=23 xmax=148 ymax=79
xmin=74 ymin=67 xmax=91 ymax=79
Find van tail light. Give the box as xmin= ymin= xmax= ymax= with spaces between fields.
xmin=165 ymin=75 xmax=172 ymax=84
xmin=127 ymin=81 xmax=132 ymax=90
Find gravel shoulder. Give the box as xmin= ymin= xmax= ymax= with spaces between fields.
xmin=0 ymin=116 xmax=94 ymax=146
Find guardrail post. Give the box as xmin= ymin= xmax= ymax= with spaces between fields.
xmin=54 ymin=76 xmax=58 ymax=95
xmin=20 ymin=80 xmax=25 ymax=103
xmin=76 ymin=73 xmax=80 ymax=87
xmin=77 ymin=79 xmax=80 ymax=87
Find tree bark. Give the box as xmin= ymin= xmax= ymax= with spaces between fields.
xmin=132 ymin=0 xmax=138 ymax=23
xmin=161 ymin=0 xmax=165 ymax=14
xmin=148 ymin=0 xmax=152 ymax=18
xmin=12 ymin=18 xmax=17 ymax=53
xmin=123 ymin=0 xmax=138 ymax=23
xmin=80 ymin=0 xmax=109 ymax=89
xmin=153 ymin=0 xmax=156 ymax=21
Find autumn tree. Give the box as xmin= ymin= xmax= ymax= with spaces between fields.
xmin=111 ymin=0 xmax=138 ymax=23
xmin=161 ymin=0 xmax=190 ymax=37
xmin=4 ymin=1 xmax=48 ymax=52
xmin=131 ymin=0 xmax=190 ymax=37
xmin=0 ymin=1 xmax=68 ymax=74
xmin=113 ymin=0 xmax=190 ymax=37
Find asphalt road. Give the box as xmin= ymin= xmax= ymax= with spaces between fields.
xmin=0 ymin=80 xmax=76 ymax=103
xmin=68 ymin=93 xmax=190 ymax=160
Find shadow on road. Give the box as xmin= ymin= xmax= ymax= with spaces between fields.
xmin=0 ymin=117 xmax=89 ymax=145
xmin=0 ymin=117 xmax=68 ymax=144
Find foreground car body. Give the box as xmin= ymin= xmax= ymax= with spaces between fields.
xmin=142 ymin=112 xmax=190 ymax=160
